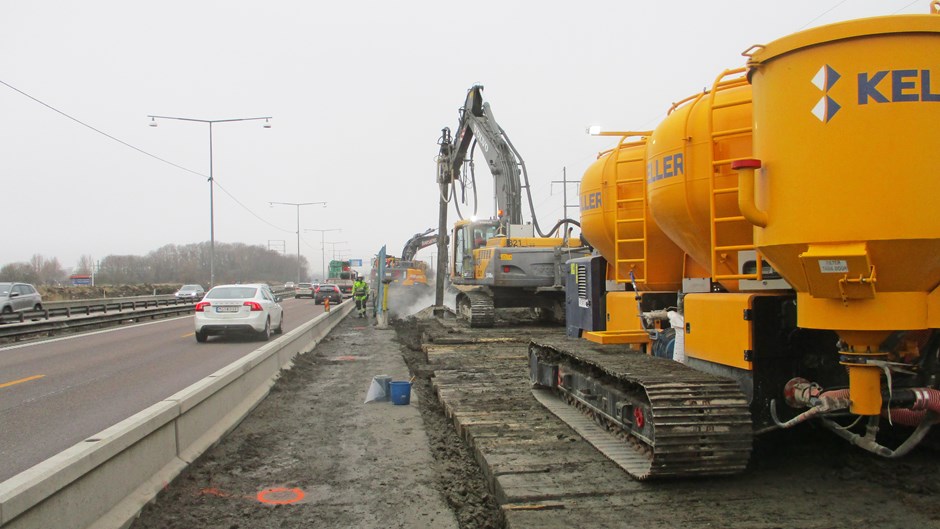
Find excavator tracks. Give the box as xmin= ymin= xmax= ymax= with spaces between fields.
xmin=529 ymin=338 xmax=753 ymax=480
xmin=458 ymin=290 xmax=496 ymax=328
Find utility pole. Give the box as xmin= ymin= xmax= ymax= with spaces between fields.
xmin=305 ymin=228 xmax=341 ymax=281
xmin=270 ymin=201 xmax=326 ymax=284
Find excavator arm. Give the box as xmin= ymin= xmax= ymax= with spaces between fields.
xmin=438 ymin=85 xmax=523 ymax=225
xmin=401 ymin=228 xmax=440 ymax=261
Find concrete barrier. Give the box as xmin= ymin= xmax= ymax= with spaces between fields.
xmin=0 ymin=300 xmax=354 ymax=529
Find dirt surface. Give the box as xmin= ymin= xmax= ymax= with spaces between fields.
xmin=131 ymin=309 xmax=940 ymax=529
xmin=131 ymin=312 xmax=499 ymax=529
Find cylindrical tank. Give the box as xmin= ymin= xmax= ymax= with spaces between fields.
xmin=746 ymin=14 xmax=940 ymax=334
xmin=580 ymin=136 xmax=684 ymax=291
xmin=646 ymin=71 xmax=755 ymax=291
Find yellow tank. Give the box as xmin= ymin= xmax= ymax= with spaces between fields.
xmin=580 ymin=135 xmax=684 ymax=291
xmin=744 ymin=14 xmax=940 ymax=336
xmin=646 ymin=70 xmax=755 ymax=291
xmin=742 ymin=13 xmax=940 ymax=414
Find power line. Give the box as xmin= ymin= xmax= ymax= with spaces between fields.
xmin=0 ymin=77 xmax=293 ymax=235
xmin=213 ymin=181 xmax=293 ymax=233
xmin=892 ymin=0 xmax=922 ymax=14
xmin=797 ymin=0 xmax=850 ymax=30
xmin=0 ymin=78 xmax=205 ymax=181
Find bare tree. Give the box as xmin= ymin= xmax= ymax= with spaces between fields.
xmin=76 ymin=255 xmax=95 ymax=275
xmin=0 ymin=262 xmax=39 ymax=283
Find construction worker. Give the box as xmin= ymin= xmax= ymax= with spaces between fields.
xmin=353 ymin=277 xmax=368 ymax=318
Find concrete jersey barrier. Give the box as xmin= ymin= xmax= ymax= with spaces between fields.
xmin=0 ymin=300 xmax=354 ymax=529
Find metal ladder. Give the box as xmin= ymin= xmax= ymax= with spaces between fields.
xmin=613 ymin=135 xmax=651 ymax=285
xmin=707 ymin=69 xmax=764 ymax=284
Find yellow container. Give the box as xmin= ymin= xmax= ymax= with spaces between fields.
xmin=580 ymin=136 xmax=684 ymax=291
xmin=646 ymin=71 xmax=755 ymax=291
xmin=745 ymin=14 xmax=940 ymax=334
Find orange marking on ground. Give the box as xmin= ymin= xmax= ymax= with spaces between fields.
xmin=335 ymin=355 xmax=358 ymax=361
xmin=199 ymin=487 xmax=231 ymax=498
xmin=0 ymin=374 xmax=45 ymax=389
xmin=257 ymin=487 xmax=305 ymax=505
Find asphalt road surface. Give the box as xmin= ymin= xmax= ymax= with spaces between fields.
xmin=0 ymin=297 xmax=331 ymax=482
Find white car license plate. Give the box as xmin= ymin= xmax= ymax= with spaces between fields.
xmin=216 ymin=306 xmax=239 ymax=313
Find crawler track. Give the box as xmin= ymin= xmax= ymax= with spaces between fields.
xmin=530 ymin=338 xmax=753 ymax=480
xmin=457 ymin=290 xmax=496 ymax=328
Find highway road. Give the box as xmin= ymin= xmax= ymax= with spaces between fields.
xmin=0 ymin=297 xmax=333 ymax=482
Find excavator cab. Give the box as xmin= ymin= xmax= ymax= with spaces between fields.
xmin=452 ymin=219 xmax=499 ymax=281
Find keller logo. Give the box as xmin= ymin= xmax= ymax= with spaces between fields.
xmin=812 ymin=64 xmax=841 ymax=123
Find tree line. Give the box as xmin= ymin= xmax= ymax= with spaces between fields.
xmin=0 ymin=242 xmax=308 ymax=286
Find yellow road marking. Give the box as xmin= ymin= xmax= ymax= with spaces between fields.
xmin=0 ymin=374 xmax=46 ymax=389
xmin=182 ymin=332 xmax=194 ymax=338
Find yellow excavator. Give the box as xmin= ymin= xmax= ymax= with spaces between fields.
xmin=433 ymin=85 xmax=588 ymax=326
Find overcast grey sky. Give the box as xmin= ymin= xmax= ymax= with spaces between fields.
xmin=0 ymin=0 xmax=928 ymax=279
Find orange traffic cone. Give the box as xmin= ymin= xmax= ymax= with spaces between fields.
xmin=324 ymin=297 xmax=331 ymax=313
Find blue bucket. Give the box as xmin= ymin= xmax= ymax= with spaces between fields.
xmin=389 ymin=381 xmax=412 ymax=405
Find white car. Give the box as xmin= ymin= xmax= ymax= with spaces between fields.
xmin=194 ymin=284 xmax=284 ymax=343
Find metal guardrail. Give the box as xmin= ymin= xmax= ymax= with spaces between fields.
xmin=0 ymin=302 xmax=198 ymax=342
xmin=0 ymin=297 xmax=197 ymax=325
xmin=42 ymin=295 xmax=180 ymax=311
xmin=0 ymin=289 xmax=296 ymax=342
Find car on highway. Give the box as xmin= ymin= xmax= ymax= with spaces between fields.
xmin=0 ymin=282 xmax=43 ymax=314
xmin=284 ymin=281 xmax=295 ymax=289
xmin=314 ymin=283 xmax=342 ymax=305
xmin=174 ymin=284 xmax=205 ymax=300
xmin=295 ymin=282 xmax=316 ymax=298
xmin=194 ymin=284 xmax=284 ymax=343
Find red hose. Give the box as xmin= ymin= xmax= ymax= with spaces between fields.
xmin=884 ymin=388 xmax=940 ymax=426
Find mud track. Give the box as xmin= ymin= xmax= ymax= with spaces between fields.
xmin=132 ymin=311 xmax=940 ymax=529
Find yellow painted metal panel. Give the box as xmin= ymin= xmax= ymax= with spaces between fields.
xmin=584 ymin=291 xmax=651 ymax=345
xmin=928 ymin=284 xmax=940 ymax=328
xmin=797 ymin=291 xmax=928 ymax=331
xmin=748 ymin=14 xmax=940 ymax=335
xmin=799 ymin=243 xmax=873 ymax=300
xmin=684 ymin=293 xmax=754 ymax=371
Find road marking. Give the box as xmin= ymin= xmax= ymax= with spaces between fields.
xmin=257 ymin=487 xmax=305 ymax=505
xmin=0 ymin=315 xmax=192 ymax=352
xmin=0 ymin=374 xmax=45 ymax=389
xmin=182 ymin=332 xmax=194 ymax=338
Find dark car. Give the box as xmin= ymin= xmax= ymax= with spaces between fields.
xmin=314 ymin=284 xmax=342 ymax=305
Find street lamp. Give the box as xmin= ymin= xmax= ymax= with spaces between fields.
xmin=270 ymin=201 xmax=327 ymax=284
xmin=148 ymin=114 xmax=272 ymax=287
xmin=305 ymin=229 xmax=341 ymax=281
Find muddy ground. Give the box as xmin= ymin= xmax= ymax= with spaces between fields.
xmin=131 ymin=312 xmax=501 ymax=529
xmin=132 ymin=310 xmax=940 ymax=529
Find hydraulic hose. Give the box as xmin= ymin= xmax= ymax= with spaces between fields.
xmin=884 ymin=388 xmax=940 ymax=426
xmin=497 ymin=123 xmax=549 ymax=237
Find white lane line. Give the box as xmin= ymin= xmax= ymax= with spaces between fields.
xmin=0 ymin=315 xmax=193 ymax=352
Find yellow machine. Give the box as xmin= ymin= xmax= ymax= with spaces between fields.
xmin=530 ymin=9 xmax=940 ymax=479
xmin=437 ymin=86 xmax=589 ymax=326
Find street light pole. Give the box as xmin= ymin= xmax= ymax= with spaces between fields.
xmin=305 ymin=228 xmax=341 ymax=281
xmin=270 ymin=201 xmax=327 ymax=284
xmin=148 ymin=114 xmax=272 ymax=287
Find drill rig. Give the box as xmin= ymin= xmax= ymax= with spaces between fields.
xmin=436 ymin=85 xmax=587 ymax=327
xmin=529 ymin=11 xmax=940 ymax=480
